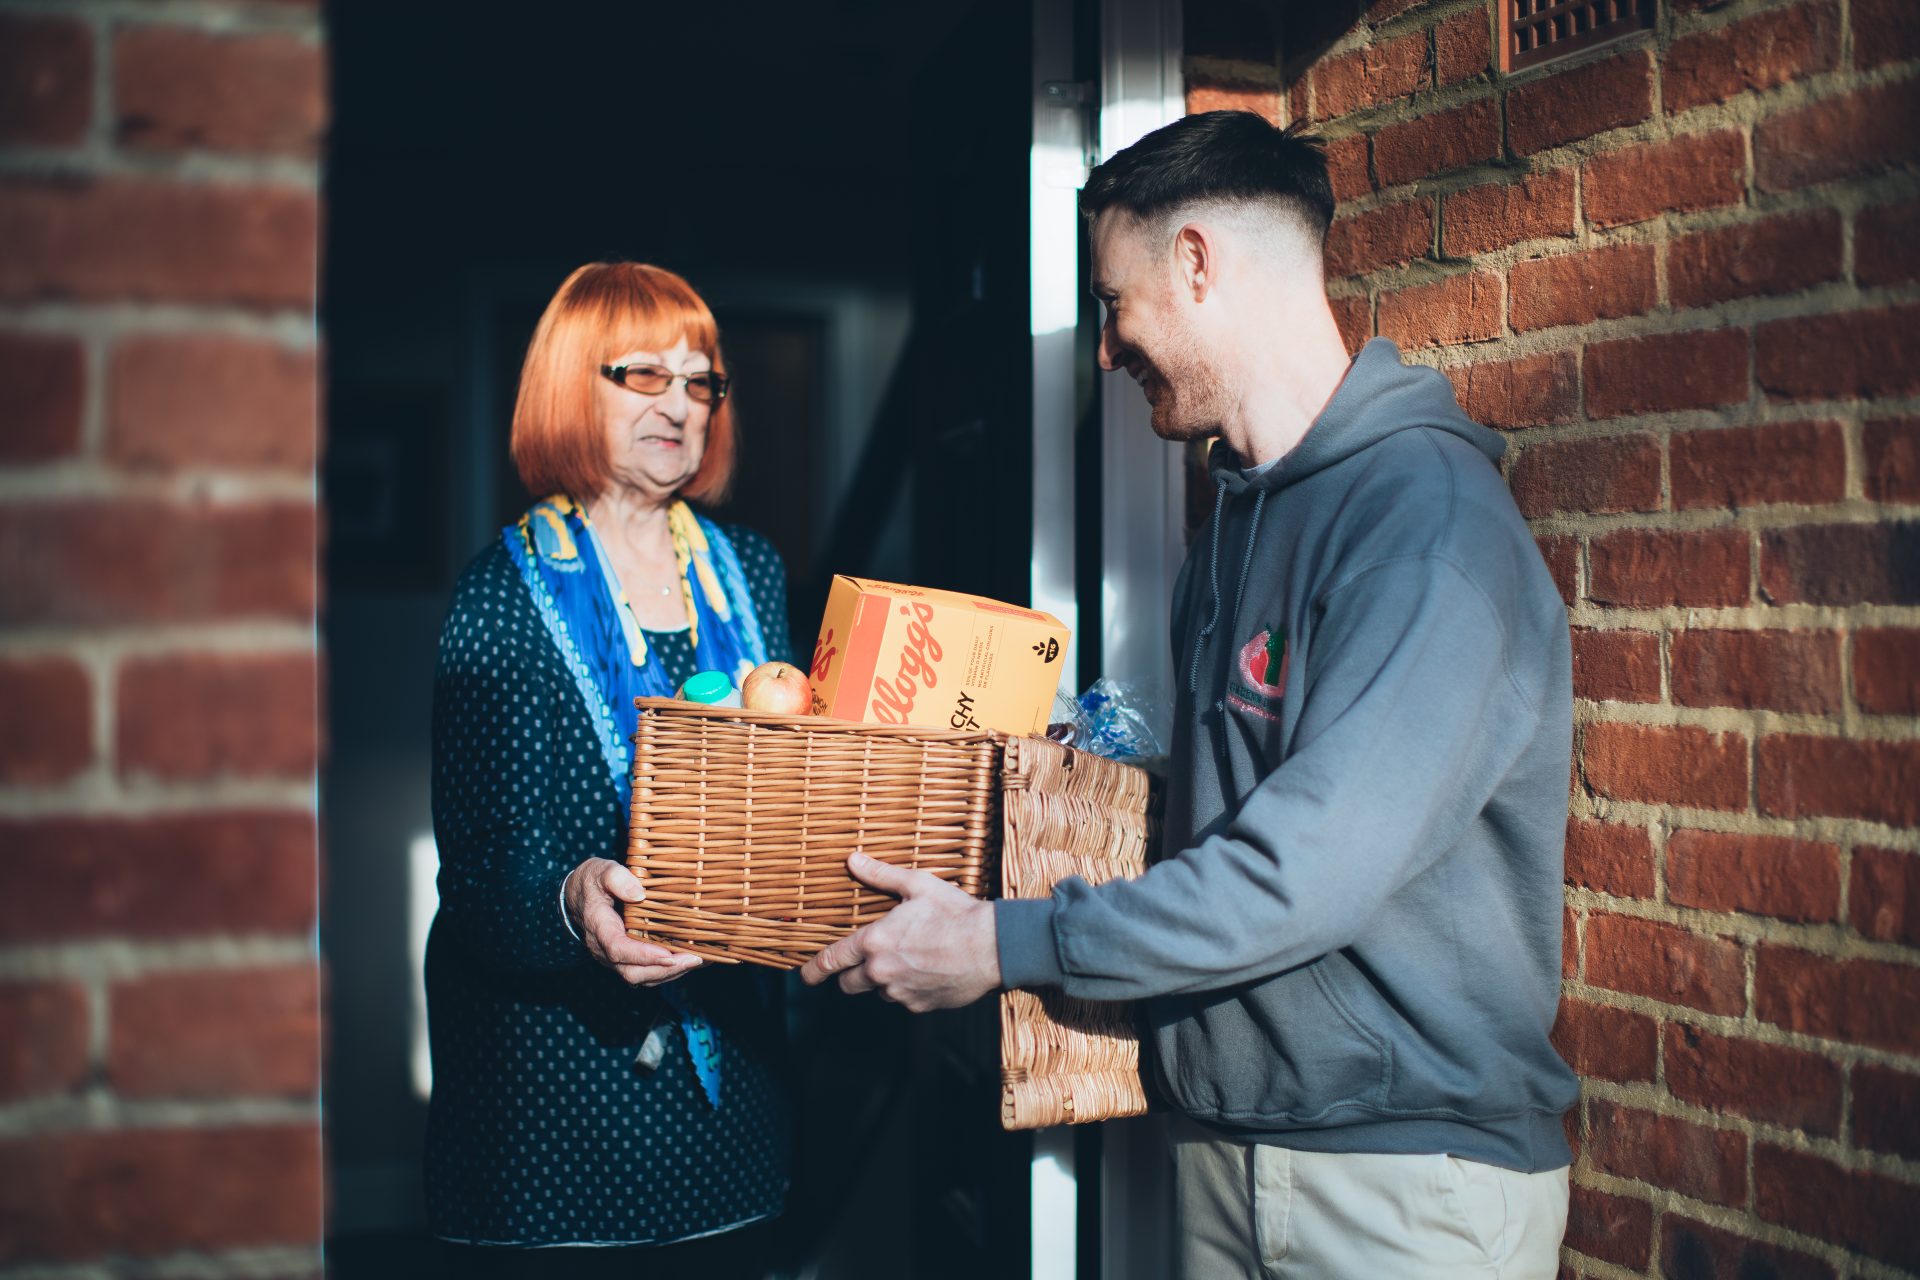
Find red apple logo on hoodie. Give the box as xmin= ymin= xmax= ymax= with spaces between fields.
xmin=1229 ymin=627 xmax=1290 ymax=723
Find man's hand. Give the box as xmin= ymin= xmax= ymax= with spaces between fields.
xmin=564 ymin=857 xmax=704 ymax=986
xmin=799 ymin=852 xmax=1001 ymax=1011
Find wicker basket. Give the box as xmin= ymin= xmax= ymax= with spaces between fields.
xmin=624 ymin=696 xmax=1151 ymax=1129
xmin=625 ymin=698 xmax=1000 ymax=966
xmin=996 ymin=734 xmax=1152 ymax=1130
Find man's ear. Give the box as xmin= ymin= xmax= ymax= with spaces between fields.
xmin=1172 ymin=223 xmax=1215 ymax=303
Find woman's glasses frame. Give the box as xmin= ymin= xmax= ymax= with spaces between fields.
xmin=599 ymin=364 xmax=732 ymax=404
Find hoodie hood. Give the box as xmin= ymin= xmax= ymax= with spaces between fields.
xmin=1210 ymin=338 xmax=1504 ymax=495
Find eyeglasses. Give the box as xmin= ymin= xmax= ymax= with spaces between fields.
xmin=599 ymin=364 xmax=732 ymax=403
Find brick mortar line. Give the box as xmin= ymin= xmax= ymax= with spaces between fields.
xmin=0 ymin=305 xmax=320 ymax=341
xmin=1311 ymin=73 xmax=1509 ymax=146
xmin=1573 ymin=797 xmax=1920 ymax=854
xmin=1657 ymin=627 xmax=1675 ymax=706
xmin=77 ymin=334 xmax=105 ymax=463
xmin=0 ymin=779 xmax=317 ymax=815
xmin=1556 ymin=1250 xmax=1641 ymax=1280
xmin=1462 ymin=279 xmax=1916 ymax=349
xmin=1574 ymin=699 xmax=1920 ymax=742
xmin=1561 ymin=979 xmax=1920 ymax=1071
xmin=1846 ymin=413 xmax=1870 ymax=507
xmin=1661 ymin=0 xmax=1837 ymax=42
xmin=83 ymin=648 xmax=112 ymax=797
xmin=1366 ymin=0 xmax=1486 ymax=42
xmin=1660 ymin=57 xmax=1920 ymax=140
xmin=0 ymin=1245 xmax=327 ymax=1280
xmin=1365 ymin=272 xmax=1919 ymax=345
xmin=1523 ymin=171 xmax=1908 ymax=264
xmin=1185 ymin=55 xmax=1280 ymax=87
xmin=1558 ymin=891 xmax=1920 ymax=960
xmin=1580 ymin=1076 xmax=1920 ymax=1188
xmin=0 ymin=471 xmax=318 ymax=501
xmin=1520 ymin=431 xmax=1911 ymax=480
xmin=1526 ymin=495 xmax=1920 ymax=530
xmin=1529 ymin=500 xmax=1920 ymax=535
xmin=0 ymin=626 xmax=318 ymax=657
xmin=0 ymin=1096 xmax=318 ymax=1139
xmin=1440 ymin=192 xmax=1917 ymax=266
xmin=1407 ymin=315 xmax=1919 ymax=393
xmin=0 ymin=149 xmax=322 ymax=189
xmin=1320 ymin=65 xmax=1920 ymax=223
xmin=1343 ymin=41 xmax=1915 ymax=155
xmin=82 ymin=971 xmax=105 ymax=1101
xmin=0 ymin=0 xmax=322 ymax=34
xmin=105 ymin=10 xmax=326 ymax=44
xmin=0 ymin=937 xmax=316 ymax=982
xmin=1568 ymin=1165 xmax=1900 ymax=1280
xmin=1497 ymin=404 xmax=1910 ymax=449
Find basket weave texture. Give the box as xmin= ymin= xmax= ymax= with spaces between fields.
xmin=623 ymin=696 xmax=1151 ymax=1129
xmin=625 ymin=698 xmax=998 ymax=968
xmin=996 ymin=734 xmax=1152 ymax=1130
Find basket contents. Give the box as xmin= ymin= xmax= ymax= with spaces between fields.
xmin=677 ymin=669 xmax=741 ymax=707
xmin=740 ymin=661 xmax=811 ymax=714
xmin=807 ymin=575 xmax=1071 ymax=735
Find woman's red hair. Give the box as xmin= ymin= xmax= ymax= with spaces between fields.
xmin=510 ymin=261 xmax=736 ymax=505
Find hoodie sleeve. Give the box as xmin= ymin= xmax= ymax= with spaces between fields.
xmin=995 ymin=551 xmax=1540 ymax=1000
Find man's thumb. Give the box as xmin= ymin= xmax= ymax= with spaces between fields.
xmin=847 ymin=852 xmax=923 ymax=897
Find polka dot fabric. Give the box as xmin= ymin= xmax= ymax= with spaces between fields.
xmin=426 ymin=523 xmax=796 ymax=1246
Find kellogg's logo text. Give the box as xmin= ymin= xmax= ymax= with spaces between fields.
xmin=870 ymin=601 xmax=943 ymax=724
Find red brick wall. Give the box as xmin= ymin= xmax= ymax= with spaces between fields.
xmin=1190 ymin=1 xmax=1917 ymax=1274
xmin=0 ymin=2 xmax=326 ymax=1274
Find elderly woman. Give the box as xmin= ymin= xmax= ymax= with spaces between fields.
xmin=426 ymin=261 xmax=791 ymax=1277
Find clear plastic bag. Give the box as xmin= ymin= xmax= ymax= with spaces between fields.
xmin=1075 ymin=677 xmax=1169 ymax=766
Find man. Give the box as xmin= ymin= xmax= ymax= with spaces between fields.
xmin=802 ymin=111 xmax=1578 ymax=1278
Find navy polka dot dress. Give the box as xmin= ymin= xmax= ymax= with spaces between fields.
xmin=425 ymin=522 xmax=795 ymax=1246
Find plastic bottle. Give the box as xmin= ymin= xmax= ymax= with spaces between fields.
xmin=678 ymin=670 xmax=742 ymax=707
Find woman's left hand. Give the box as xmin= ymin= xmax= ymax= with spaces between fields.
xmin=565 ymin=857 xmax=705 ymax=985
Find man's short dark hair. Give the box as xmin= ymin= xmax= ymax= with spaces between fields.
xmin=1079 ymin=111 xmax=1335 ymax=247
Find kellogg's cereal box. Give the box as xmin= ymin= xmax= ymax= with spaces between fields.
xmin=807 ymin=576 xmax=1070 ymax=736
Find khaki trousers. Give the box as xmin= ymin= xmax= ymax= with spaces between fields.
xmin=1170 ymin=1117 xmax=1569 ymax=1280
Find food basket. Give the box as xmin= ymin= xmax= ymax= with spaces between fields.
xmin=624 ymin=696 xmax=1152 ymax=1129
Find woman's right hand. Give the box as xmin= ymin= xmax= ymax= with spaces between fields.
xmin=564 ymin=858 xmax=704 ymax=986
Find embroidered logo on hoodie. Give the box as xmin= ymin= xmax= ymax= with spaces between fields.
xmin=1228 ymin=627 xmax=1289 ymax=721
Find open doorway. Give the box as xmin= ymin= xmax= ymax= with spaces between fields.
xmin=320 ymin=2 xmax=1042 ymax=1275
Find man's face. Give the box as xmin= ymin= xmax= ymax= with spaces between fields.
xmin=1089 ymin=210 xmax=1230 ymax=442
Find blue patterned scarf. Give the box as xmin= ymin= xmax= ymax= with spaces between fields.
xmin=506 ymin=494 xmax=768 ymax=1109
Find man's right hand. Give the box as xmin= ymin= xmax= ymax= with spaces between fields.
xmin=564 ymin=857 xmax=704 ymax=986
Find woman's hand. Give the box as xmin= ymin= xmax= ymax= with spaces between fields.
xmin=564 ymin=858 xmax=704 ymax=986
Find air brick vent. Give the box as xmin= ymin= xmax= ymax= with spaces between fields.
xmin=1503 ymin=0 xmax=1656 ymax=72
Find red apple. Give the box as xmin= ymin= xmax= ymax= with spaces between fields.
xmin=741 ymin=661 xmax=812 ymax=715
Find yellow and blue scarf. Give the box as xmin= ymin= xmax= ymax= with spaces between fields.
xmin=506 ymin=494 xmax=769 ymax=1109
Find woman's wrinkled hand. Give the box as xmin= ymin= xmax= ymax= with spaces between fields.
xmin=564 ymin=858 xmax=703 ymax=986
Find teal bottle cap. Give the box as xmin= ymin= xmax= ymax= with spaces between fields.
xmin=679 ymin=670 xmax=735 ymax=704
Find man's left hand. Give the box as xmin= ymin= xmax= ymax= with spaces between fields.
xmin=799 ymin=852 xmax=1001 ymax=1011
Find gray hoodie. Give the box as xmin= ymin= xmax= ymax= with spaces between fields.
xmin=996 ymin=338 xmax=1579 ymax=1172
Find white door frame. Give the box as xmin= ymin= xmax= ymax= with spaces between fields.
xmin=1028 ymin=0 xmax=1184 ymax=1276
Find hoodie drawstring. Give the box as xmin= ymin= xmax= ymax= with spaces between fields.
xmin=1189 ymin=477 xmax=1230 ymax=694
xmin=1228 ymin=489 xmax=1267 ymax=648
